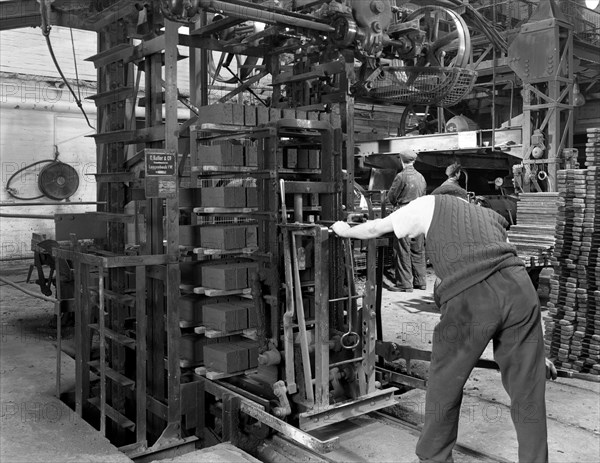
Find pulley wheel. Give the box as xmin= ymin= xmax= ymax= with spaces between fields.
xmin=38 ymin=161 xmax=79 ymax=200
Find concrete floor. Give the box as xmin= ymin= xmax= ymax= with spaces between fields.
xmin=1 ymin=263 xmax=599 ymax=463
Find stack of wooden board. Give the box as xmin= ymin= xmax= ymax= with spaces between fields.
xmin=585 ymin=128 xmax=600 ymax=167
xmin=545 ymin=132 xmax=600 ymax=376
xmin=508 ymin=192 xmax=558 ymax=266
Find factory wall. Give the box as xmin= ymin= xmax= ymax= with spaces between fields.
xmin=0 ymin=26 xmax=98 ymax=259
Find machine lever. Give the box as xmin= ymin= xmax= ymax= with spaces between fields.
xmin=341 ymin=237 xmax=360 ymax=350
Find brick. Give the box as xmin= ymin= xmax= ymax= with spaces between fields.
xmin=297 ymin=148 xmax=309 ymax=169
xmin=180 ymin=334 xmax=208 ymax=364
xmin=308 ymin=149 xmax=320 ymax=169
xmin=269 ymin=108 xmax=282 ymax=121
xmin=245 ymin=143 xmax=258 ymax=167
xmin=284 ymin=148 xmax=297 ymax=168
xmin=201 ymin=262 xmax=256 ymax=290
xmin=180 ymin=262 xmax=202 ymax=286
xmin=179 ymin=188 xmax=201 ymax=208
xmin=203 ymin=342 xmax=249 ymax=373
xmin=202 ymin=302 xmax=248 ymax=332
xmin=200 ymin=226 xmax=247 ymax=250
xmin=197 ymin=104 xmax=234 ymax=125
xmin=179 ymin=225 xmax=201 ymax=246
xmin=244 ymin=105 xmax=257 ymax=126
xmin=200 ymin=187 xmax=246 ymax=208
xmin=232 ymin=104 xmax=245 ymax=125
xmin=179 ymin=294 xmax=203 ymax=325
xmin=257 ymin=106 xmax=269 ymax=125
xmin=246 ymin=187 xmax=258 ymax=208
xmin=233 ymin=339 xmax=259 ymax=369
xmin=241 ymin=300 xmax=258 ymax=328
xmin=246 ymin=226 xmax=258 ymax=248
xmin=198 ymin=143 xmax=244 ymax=166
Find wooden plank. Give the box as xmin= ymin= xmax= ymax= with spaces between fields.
xmin=88 ymin=361 xmax=135 ymax=390
xmin=165 ymin=19 xmax=182 ymax=431
xmin=89 ymin=324 xmax=136 ymax=349
xmin=193 ymin=247 xmax=257 ymax=257
xmin=87 ymin=86 xmax=136 ymax=106
xmin=88 ymin=398 xmax=135 ymax=431
xmin=89 ymin=125 xmax=166 ymax=145
xmin=194 ymin=367 xmax=258 ymax=380
xmin=93 ymin=172 xmax=136 ymax=183
xmin=86 ymin=43 xmax=132 ymax=67
xmin=314 ymin=227 xmax=329 ymax=407
xmin=194 ymin=326 xmax=257 ymax=340
xmin=193 ymin=287 xmax=252 ymax=297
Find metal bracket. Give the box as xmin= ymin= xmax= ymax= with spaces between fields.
xmin=298 ymin=387 xmax=398 ymax=432
xmin=239 ymin=402 xmax=340 ymax=454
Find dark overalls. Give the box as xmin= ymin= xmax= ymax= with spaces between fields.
xmin=388 ymin=165 xmax=427 ymax=290
xmin=415 ymin=195 xmax=548 ymax=463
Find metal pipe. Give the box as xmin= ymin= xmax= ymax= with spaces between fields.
xmin=199 ymin=0 xmax=334 ymax=32
xmin=0 ymin=275 xmax=57 ymax=303
xmin=329 ymin=357 xmax=364 ymax=369
xmin=0 ymin=202 xmax=104 ymax=207
xmin=293 ymin=194 xmax=303 ymax=223
xmin=0 ymin=213 xmax=55 ymax=219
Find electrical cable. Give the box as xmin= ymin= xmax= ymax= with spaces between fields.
xmin=39 ymin=1 xmax=95 ymax=131
xmin=5 ymin=147 xmax=60 ymax=201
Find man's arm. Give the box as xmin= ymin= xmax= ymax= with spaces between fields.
xmin=331 ymin=216 xmax=395 ymax=239
xmin=331 ymin=196 xmax=434 ymax=239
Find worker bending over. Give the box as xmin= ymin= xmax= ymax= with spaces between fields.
xmin=331 ymin=193 xmax=556 ymax=463
xmin=387 ymin=151 xmax=427 ymax=292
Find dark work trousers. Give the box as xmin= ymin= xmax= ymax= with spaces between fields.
xmin=416 ymin=266 xmax=548 ymax=463
xmin=393 ymin=234 xmax=427 ymax=289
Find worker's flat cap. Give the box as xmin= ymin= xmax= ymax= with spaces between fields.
xmin=400 ymin=151 xmax=418 ymax=162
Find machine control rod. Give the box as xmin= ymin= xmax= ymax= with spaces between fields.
xmin=199 ymin=0 xmax=335 ymax=33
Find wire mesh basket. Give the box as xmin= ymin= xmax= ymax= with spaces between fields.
xmin=368 ymin=66 xmax=478 ymax=107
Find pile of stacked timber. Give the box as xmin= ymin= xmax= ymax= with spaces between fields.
xmin=545 ymin=128 xmax=600 ymax=376
xmin=508 ymin=192 xmax=558 ymax=266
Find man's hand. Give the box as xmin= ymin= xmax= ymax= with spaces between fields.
xmin=331 ymin=221 xmax=351 ymax=237
xmin=545 ymin=358 xmax=558 ymax=380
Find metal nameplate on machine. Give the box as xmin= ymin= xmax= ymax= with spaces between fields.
xmin=145 ymin=148 xmax=177 ymax=198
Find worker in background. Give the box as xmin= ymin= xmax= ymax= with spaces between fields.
xmin=431 ymin=162 xmax=469 ymax=201
xmin=331 ymin=191 xmax=557 ymax=463
xmin=387 ymin=150 xmax=427 ymax=292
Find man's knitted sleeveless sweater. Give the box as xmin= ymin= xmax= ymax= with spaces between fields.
xmin=426 ymin=195 xmax=523 ymax=305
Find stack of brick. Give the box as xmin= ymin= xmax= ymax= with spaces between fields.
xmin=203 ymin=337 xmax=259 ymax=373
xmin=545 ymin=129 xmax=600 ymax=375
xmin=202 ymin=299 xmax=257 ymax=333
xmin=200 ymin=261 xmax=257 ymax=291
